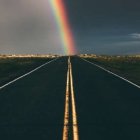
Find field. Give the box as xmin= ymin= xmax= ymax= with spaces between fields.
xmin=0 ymin=57 xmax=53 ymax=86
xmin=83 ymin=55 xmax=140 ymax=85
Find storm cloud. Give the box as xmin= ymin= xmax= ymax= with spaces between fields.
xmin=1 ymin=0 xmax=140 ymax=54
xmin=65 ymin=0 xmax=140 ymax=54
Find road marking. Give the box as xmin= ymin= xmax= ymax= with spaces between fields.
xmin=63 ymin=57 xmax=79 ymax=140
xmin=63 ymin=59 xmax=70 ymax=140
xmin=81 ymin=57 xmax=140 ymax=89
xmin=69 ymin=58 xmax=79 ymax=140
xmin=0 ymin=58 xmax=58 ymax=90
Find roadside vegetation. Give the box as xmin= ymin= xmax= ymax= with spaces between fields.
xmin=0 ymin=57 xmax=53 ymax=86
xmin=83 ymin=55 xmax=140 ymax=85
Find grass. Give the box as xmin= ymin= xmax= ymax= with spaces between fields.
xmin=0 ymin=57 xmax=53 ymax=86
xmin=84 ymin=55 xmax=140 ymax=85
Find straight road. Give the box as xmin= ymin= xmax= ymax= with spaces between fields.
xmin=0 ymin=56 xmax=140 ymax=140
xmin=62 ymin=57 xmax=79 ymax=140
xmin=0 ymin=57 xmax=68 ymax=140
xmin=71 ymin=57 xmax=140 ymax=140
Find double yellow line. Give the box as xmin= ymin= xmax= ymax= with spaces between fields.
xmin=62 ymin=57 xmax=79 ymax=140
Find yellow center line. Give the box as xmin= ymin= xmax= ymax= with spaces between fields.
xmin=63 ymin=59 xmax=70 ymax=140
xmin=62 ymin=57 xmax=79 ymax=140
xmin=69 ymin=59 xmax=79 ymax=140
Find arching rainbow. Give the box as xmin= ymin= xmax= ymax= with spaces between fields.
xmin=49 ymin=0 xmax=76 ymax=55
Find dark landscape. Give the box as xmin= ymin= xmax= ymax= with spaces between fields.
xmin=1 ymin=0 xmax=140 ymax=139
xmin=0 ymin=56 xmax=54 ymax=86
xmin=0 ymin=55 xmax=140 ymax=140
xmin=82 ymin=55 xmax=140 ymax=85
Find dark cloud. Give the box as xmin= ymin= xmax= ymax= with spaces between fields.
xmin=64 ymin=0 xmax=140 ymax=54
xmin=1 ymin=0 xmax=140 ymax=54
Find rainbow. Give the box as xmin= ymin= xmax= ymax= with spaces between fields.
xmin=49 ymin=0 xmax=76 ymax=55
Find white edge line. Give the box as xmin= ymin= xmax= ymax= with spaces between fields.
xmin=0 ymin=58 xmax=59 ymax=90
xmin=80 ymin=57 xmax=140 ymax=89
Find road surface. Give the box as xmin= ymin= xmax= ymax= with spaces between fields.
xmin=0 ymin=56 xmax=140 ymax=140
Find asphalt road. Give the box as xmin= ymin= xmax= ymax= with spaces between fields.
xmin=0 ymin=56 xmax=140 ymax=140
xmin=71 ymin=57 xmax=140 ymax=140
xmin=0 ymin=57 xmax=67 ymax=140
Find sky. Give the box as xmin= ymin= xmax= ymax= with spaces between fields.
xmin=0 ymin=0 xmax=140 ymax=55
